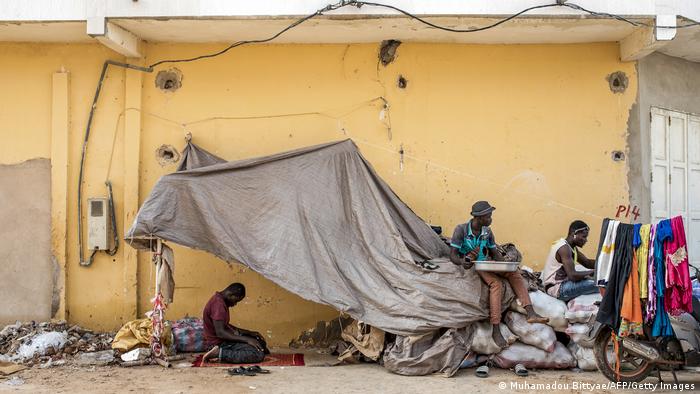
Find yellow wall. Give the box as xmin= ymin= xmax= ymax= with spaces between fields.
xmin=0 ymin=42 xmax=636 ymax=345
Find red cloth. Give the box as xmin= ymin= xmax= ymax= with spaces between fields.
xmin=664 ymin=216 xmax=692 ymax=315
xmin=203 ymin=292 xmax=229 ymax=347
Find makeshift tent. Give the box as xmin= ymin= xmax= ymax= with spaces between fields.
xmin=126 ymin=139 xmax=513 ymax=375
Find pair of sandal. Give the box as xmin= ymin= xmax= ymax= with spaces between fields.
xmin=474 ymin=363 xmax=528 ymax=378
xmin=228 ymin=365 xmax=271 ymax=376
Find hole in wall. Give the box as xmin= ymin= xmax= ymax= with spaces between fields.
xmin=155 ymin=145 xmax=181 ymax=166
xmin=155 ymin=68 xmax=183 ymax=92
xmin=397 ymin=75 xmax=408 ymax=89
xmin=606 ymin=71 xmax=628 ymax=93
xmin=612 ymin=151 xmax=625 ymax=161
xmin=379 ymin=40 xmax=402 ymax=66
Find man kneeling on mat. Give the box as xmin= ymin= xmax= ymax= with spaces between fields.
xmin=202 ymin=282 xmax=269 ymax=363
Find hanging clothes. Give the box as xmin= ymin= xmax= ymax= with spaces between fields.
xmin=158 ymin=244 xmax=176 ymax=304
xmin=664 ymin=216 xmax=692 ymax=316
xmin=636 ymin=224 xmax=651 ymax=299
xmin=595 ymin=219 xmax=621 ymax=287
xmin=646 ymin=224 xmax=657 ymax=322
xmin=651 ymin=219 xmax=674 ymax=337
xmin=619 ymin=250 xmax=643 ymax=337
xmin=597 ymin=223 xmax=635 ymax=331
xmin=594 ymin=218 xmax=610 ymax=260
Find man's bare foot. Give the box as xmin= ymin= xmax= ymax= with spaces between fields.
xmin=491 ymin=325 xmax=507 ymax=349
xmin=524 ymin=305 xmax=549 ymax=324
xmin=202 ymin=346 xmax=219 ymax=362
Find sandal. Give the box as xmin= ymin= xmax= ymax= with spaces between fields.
xmin=228 ymin=367 xmax=256 ymax=376
xmin=245 ymin=366 xmax=270 ymax=374
xmin=514 ymin=363 xmax=528 ymax=377
xmin=475 ymin=365 xmax=489 ymax=378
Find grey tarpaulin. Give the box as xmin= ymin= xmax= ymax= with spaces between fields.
xmin=126 ymin=139 xmax=513 ymax=375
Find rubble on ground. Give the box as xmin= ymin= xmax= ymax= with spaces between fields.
xmin=0 ymin=321 xmax=115 ymax=367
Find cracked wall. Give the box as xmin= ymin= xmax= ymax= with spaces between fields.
xmin=0 ymin=159 xmax=52 ymax=325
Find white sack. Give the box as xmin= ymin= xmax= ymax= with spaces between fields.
xmin=471 ymin=321 xmax=518 ymax=355
xmin=510 ymin=290 xmax=568 ymax=332
xmin=567 ymin=293 xmax=601 ymax=312
xmin=494 ymin=341 xmax=575 ymax=369
xmin=504 ymin=311 xmax=556 ymax=352
xmin=565 ymin=324 xmax=593 ymax=346
xmin=567 ymin=342 xmax=597 ymax=371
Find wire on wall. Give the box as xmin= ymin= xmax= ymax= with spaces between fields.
xmin=77 ymin=1 xmax=697 ymax=267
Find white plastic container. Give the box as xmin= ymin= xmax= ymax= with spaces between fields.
xmin=474 ymin=261 xmax=519 ymax=272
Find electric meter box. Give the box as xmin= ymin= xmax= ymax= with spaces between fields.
xmin=87 ymin=197 xmax=110 ymax=250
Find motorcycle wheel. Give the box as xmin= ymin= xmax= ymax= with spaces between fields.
xmin=593 ymin=325 xmax=653 ymax=382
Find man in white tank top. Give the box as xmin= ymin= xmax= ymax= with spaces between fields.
xmin=541 ymin=220 xmax=598 ymax=302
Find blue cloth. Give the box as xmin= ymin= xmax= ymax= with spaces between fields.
xmin=652 ymin=219 xmax=674 ymax=337
xmin=632 ymin=223 xmax=642 ymax=248
xmin=557 ymin=279 xmax=598 ymax=302
xmin=450 ymin=220 xmax=496 ymax=261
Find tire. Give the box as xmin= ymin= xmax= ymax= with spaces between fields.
xmin=593 ymin=325 xmax=653 ymax=383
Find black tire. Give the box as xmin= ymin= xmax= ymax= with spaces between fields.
xmin=593 ymin=325 xmax=653 ymax=383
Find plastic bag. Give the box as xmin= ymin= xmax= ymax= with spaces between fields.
xmin=471 ymin=321 xmax=518 ymax=355
xmin=510 ymin=290 xmax=568 ymax=332
xmin=504 ymin=311 xmax=556 ymax=352
xmin=494 ymin=341 xmax=575 ymax=369
xmin=14 ymin=332 xmax=68 ymax=361
xmin=172 ymin=317 xmax=205 ymax=353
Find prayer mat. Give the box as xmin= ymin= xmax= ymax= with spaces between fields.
xmin=193 ymin=353 xmax=305 ymax=367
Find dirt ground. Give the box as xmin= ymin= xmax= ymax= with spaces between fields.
xmin=0 ymin=354 xmax=698 ymax=394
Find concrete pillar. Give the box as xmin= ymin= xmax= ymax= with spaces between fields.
xmin=51 ymin=71 xmax=70 ymax=320
xmin=122 ymin=60 xmax=143 ymax=321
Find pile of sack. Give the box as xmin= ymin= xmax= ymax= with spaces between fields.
xmin=468 ymin=289 xmax=603 ymax=371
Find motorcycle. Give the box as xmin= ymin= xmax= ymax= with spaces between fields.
xmin=592 ymin=265 xmax=700 ymax=383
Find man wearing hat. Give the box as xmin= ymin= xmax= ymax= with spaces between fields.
xmin=450 ymin=201 xmax=548 ymax=348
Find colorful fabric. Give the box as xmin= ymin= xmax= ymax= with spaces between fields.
xmin=619 ymin=252 xmax=643 ymax=337
xmin=597 ymin=223 xmax=635 ymax=331
xmin=651 ymin=219 xmax=674 ymax=337
xmin=632 ymin=223 xmax=642 ymax=248
xmin=646 ymin=224 xmax=657 ymax=322
xmin=636 ymin=224 xmax=651 ymax=299
xmin=595 ymin=219 xmax=621 ymax=287
xmin=150 ymin=293 xmax=167 ymax=357
xmin=172 ymin=317 xmax=206 ymax=353
xmin=450 ymin=220 xmax=496 ymax=261
xmin=664 ymin=216 xmax=692 ymax=316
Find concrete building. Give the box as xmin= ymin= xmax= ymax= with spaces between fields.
xmin=1 ymin=0 xmax=699 ymax=346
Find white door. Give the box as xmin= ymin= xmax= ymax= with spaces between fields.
xmin=650 ymin=107 xmax=699 ymax=269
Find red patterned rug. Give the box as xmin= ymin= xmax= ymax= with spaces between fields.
xmin=193 ymin=353 xmax=305 ymax=367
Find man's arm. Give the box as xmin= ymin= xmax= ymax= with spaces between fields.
xmin=450 ymin=247 xmax=477 ymax=268
xmin=575 ymin=250 xmax=596 ymax=269
xmin=213 ymin=320 xmax=263 ymax=350
xmin=556 ymin=246 xmax=594 ymax=281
